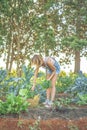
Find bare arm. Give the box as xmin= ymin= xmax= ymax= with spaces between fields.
xmin=32 ymin=67 xmax=39 ymax=90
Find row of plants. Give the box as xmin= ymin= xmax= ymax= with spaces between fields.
xmin=0 ymin=66 xmax=50 ymax=115
xmin=0 ymin=66 xmax=87 ymax=115
xmin=32 ymin=70 xmax=87 ymax=107
xmin=0 ymin=94 xmax=29 ymax=114
xmin=55 ymin=71 xmax=87 ymax=107
xmin=0 ymin=66 xmax=32 ymax=114
xmin=56 ymin=71 xmax=77 ymax=92
xmin=65 ymin=73 xmax=87 ymax=105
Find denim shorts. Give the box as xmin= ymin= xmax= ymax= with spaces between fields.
xmin=46 ymin=60 xmax=60 ymax=74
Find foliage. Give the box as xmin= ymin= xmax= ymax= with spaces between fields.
xmin=9 ymin=69 xmax=17 ymax=77
xmin=21 ymin=65 xmax=34 ymax=89
xmin=68 ymin=124 xmax=79 ymax=130
xmin=0 ymin=66 xmax=34 ymax=98
xmin=19 ymin=89 xmax=29 ymax=97
xmin=54 ymin=97 xmax=72 ymax=108
xmin=0 ymin=66 xmax=47 ymax=114
xmin=0 ymin=93 xmax=29 ymax=115
xmin=0 ymin=0 xmax=61 ymax=72
xmin=36 ymin=72 xmax=52 ymax=89
xmin=65 ymin=74 xmax=87 ymax=103
xmin=56 ymin=71 xmax=77 ymax=93
xmin=29 ymin=117 xmax=41 ymax=130
xmin=62 ymin=36 xmax=87 ymax=51
xmin=77 ymin=94 xmax=87 ymax=105
xmin=0 ymin=0 xmax=87 ymax=73
xmin=1 ymin=63 xmax=87 ymax=115
xmin=35 ymin=73 xmax=51 ymax=102
xmin=34 ymin=85 xmax=46 ymax=103
xmin=41 ymin=80 xmax=51 ymax=89
xmin=60 ymin=0 xmax=87 ymax=72
xmin=0 ymin=69 xmax=7 ymax=97
xmin=0 ymin=72 xmax=22 ymax=97
xmin=0 ymin=69 xmax=7 ymax=82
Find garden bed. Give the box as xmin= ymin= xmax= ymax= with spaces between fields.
xmin=0 ymin=103 xmax=87 ymax=130
xmin=0 ymin=68 xmax=87 ymax=129
xmin=0 ymin=117 xmax=87 ymax=130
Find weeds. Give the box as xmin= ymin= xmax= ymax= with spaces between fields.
xmin=68 ymin=124 xmax=79 ymax=130
xmin=29 ymin=116 xmax=41 ymax=130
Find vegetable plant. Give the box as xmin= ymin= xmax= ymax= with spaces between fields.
xmin=56 ymin=75 xmax=76 ymax=93
xmin=65 ymin=74 xmax=87 ymax=103
xmin=0 ymin=93 xmax=29 ymax=115
xmin=77 ymin=94 xmax=87 ymax=105
xmin=41 ymin=79 xmax=51 ymax=89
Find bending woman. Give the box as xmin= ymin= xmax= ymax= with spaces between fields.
xmin=31 ymin=54 xmax=60 ymax=107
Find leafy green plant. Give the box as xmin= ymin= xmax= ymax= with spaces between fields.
xmin=0 ymin=99 xmax=7 ymax=114
xmin=17 ymin=120 xmax=23 ymax=128
xmin=54 ymin=97 xmax=72 ymax=108
xmin=0 ymin=94 xmax=29 ymax=115
xmin=0 ymin=69 xmax=7 ymax=82
xmin=65 ymin=74 xmax=87 ymax=103
xmin=59 ymin=98 xmax=71 ymax=106
xmin=41 ymin=79 xmax=51 ymax=89
xmin=0 ymin=66 xmax=34 ymax=99
xmin=19 ymin=88 xmax=36 ymax=99
xmin=68 ymin=124 xmax=79 ymax=130
xmin=54 ymin=100 xmax=62 ymax=109
xmin=0 ymin=69 xmax=8 ymax=97
xmin=19 ymin=89 xmax=29 ymax=97
xmin=56 ymin=75 xmax=75 ymax=93
xmin=77 ymin=94 xmax=87 ymax=105
xmin=29 ymin=117 xmax=41 ymax=130
xmin=34 ymin=85 xmax=46 ymax=103
xmin=0 ymin=71 xmax=23 ymax=98
xmin=21 ymin=65 xmax=34 ymax=89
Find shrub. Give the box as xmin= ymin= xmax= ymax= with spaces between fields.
xmin=65 ymin=74 xmax=87 ymax=103
xmin=0 ymin=66 xmax=34 ymax=98
xmin=56 ymin=73 xmax=76 ymax=93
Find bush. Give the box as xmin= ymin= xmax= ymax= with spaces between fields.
xmin=65 ymin=74 xmax=87 ymax=103
xmin=56 ymin=72 xmax=76 ymax=93
xmin=0 ymin=66 xmax=34 ymax=98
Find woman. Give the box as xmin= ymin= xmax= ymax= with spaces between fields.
xmin=31 ymin=54 xmax=60 ymax=107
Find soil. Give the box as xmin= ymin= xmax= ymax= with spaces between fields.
xmin=0 ymin=93 xmax=87 ymax=130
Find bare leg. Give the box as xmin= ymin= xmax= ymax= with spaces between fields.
xmin=46 ymin=74 xmax=51 ymax=100
xmin=46 ymin=88 xmax=51 ymax=100
xmin=51 ymin=74 xmax=58 ymax=101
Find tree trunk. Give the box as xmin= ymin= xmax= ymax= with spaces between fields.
xmin=6 ymin=44 xmax=11 ymax=71
xmin=9 ymin=42 xmax=14 ymax=72
xmin=17 ymin=34 xmax=21 ymax=77
xmin=74 ymin=50 xmax=80 ymax=73
xmin=74 ymin=0 xmax=82 ymax=73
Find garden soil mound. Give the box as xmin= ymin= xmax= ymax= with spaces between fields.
xmin=0 ymin=106 xmax=87 ymax=130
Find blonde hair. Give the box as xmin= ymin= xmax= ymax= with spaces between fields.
xmin=31 ymin=55 xmax=43 ymax=67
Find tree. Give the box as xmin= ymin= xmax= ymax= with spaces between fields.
xmin=0 ymin=0 xmax=61 ymax=74
xmin=29 ymin=0 xmax=61 ymax=56
xmin=60 ymin=0 xmax=87 ymax=73
xmin=0 ymin=0 xmax=35 ymax=75
xmin=0 ymin=0 xmax=87 ymax=74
